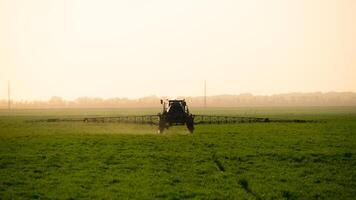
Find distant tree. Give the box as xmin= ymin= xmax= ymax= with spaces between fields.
xmin=49 ymin=96 xmax=66 ymax=107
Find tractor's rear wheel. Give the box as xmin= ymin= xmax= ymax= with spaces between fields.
xmin=158 ymin=118 xmax=166 ymax=133
xmin=186 ymin=115 xmax=194 ymax=133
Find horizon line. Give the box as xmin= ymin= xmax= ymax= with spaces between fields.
xmin=2 ymin=91 xmax=356 ymax=102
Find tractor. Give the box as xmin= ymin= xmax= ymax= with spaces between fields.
xmin=158 ymin=99 xmax=194 ymax=133
xmin=44 ymin=99 xmax=314 ymax=133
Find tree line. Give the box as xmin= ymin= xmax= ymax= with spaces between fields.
xmin=1 ymin=92 xmax=356 ymax=109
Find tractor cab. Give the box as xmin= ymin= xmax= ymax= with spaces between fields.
xmin=167 ymin=100 xmax=189 ymax=115
xmin=161 ymin=99 xmax=189 ymax=114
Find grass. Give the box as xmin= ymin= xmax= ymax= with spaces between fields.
xmin=0 ymin=107 xmax=355 ymax=199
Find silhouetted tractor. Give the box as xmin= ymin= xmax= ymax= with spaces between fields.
xmin=158 ymin=99 xmax=194 ymax=133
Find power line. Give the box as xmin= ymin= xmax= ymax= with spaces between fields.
xmin=204 ymin=80 xmax=207 ymax=108
xmin=8 ymin=80 xmax=11 ymax=110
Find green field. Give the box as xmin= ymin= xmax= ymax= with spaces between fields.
xmin=0 ymin=107 xmax=355 ymax=199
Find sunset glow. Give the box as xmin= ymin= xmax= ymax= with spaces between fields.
xmin=1 ymin=0 xmax=355 ymax=100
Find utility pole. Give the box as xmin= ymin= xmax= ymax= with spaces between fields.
xmin=204 ymin=80 xmax=207 ymax=108
xmin=8 ymin=80 xmax=11 ymax=110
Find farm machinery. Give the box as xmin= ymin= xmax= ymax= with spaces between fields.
xmin=158 ymin=99 xmax=194 ymax=133
xmin=38 ymin=99 xmax=314 ymax=133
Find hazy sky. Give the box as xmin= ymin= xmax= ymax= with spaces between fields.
xmin=1 ymin=0 xmax=355 ymax=100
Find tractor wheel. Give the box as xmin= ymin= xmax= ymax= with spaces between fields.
xmin=158 ymin=118 xmax=166 ymax=133
xmin=186 ymin=115 xmax=194 ymax=133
